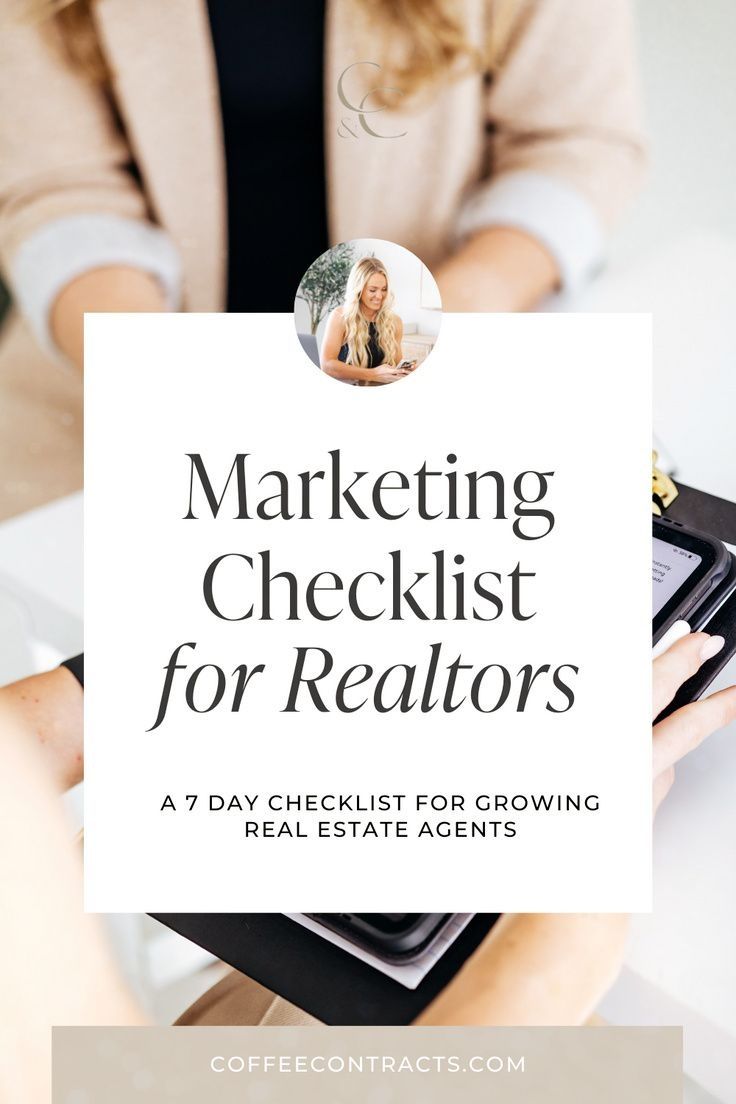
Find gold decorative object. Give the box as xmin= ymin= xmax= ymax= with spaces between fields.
xmin=652 ymin=450 xmax=678 ymax=515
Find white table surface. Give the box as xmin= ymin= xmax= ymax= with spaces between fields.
xmin=0 ymin=492 xmax=82 ymax=619
xmin=1 ymin=232 xmax=734 ymax=1099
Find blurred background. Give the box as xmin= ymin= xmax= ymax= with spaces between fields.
xmin=584 ymin=0 xmax=736 ymax=506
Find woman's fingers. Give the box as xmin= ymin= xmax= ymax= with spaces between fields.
xmin=652 ymin=765 xmax=675 ymax=813
xmin=375 ymin=366 xmax=405 ymax=383
xmin=653 ymin=683 xmax=736 ymax=776
xmin=652 ymin=632 xmax=724 ymax=718
xmin=651 ymin=631 xmax=735 ymax=815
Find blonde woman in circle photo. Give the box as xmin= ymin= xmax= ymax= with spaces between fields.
xmin=320 ymin=257 xmax=416 ymax=385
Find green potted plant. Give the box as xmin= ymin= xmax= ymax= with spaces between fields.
xmin=296 ymin=241 xmax=357 ymax=335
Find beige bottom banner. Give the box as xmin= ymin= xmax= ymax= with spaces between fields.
xmin=53 ymin=1026 xmax=681 ymax=1103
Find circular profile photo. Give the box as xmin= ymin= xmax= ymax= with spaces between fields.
xmin=294 ymin=238 xmax=442 ymax=386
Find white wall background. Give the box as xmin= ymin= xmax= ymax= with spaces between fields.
xmin=295 ymin=238 xmax=442 ymax=349
xmin=571 ymin=0 xmax=736 ymax=506
xmin=294 ymin=280 xmax=313 ymax=338
xmin=612 ymin=0 xmax=736 ymax=268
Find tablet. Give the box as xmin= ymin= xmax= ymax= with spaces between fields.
xmin=652 ymin=517 xmax=730 ymax=644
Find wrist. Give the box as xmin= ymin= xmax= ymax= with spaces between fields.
xmin=436 ymin=227 xmax=559 ymax=312
xmin=50 ymin=265 xmax=169 ymax=369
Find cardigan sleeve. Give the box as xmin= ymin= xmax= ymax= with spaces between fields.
xmin=0 ymin=8 xmax=181 ymax=354
xmin=458 ymin=0 xmax=647 ymax=291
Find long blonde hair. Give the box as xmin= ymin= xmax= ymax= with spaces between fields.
xmin=343 ymin=257 xmax=401 ymax=371
xmin=29 ymin=0 xmax=519 ymax=93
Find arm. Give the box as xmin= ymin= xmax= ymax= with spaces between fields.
xmin=436 ymin=226 xmax=560 ymax=312
xmin=416 ymin=913 xmax=629 ymax=1025
xmin=51 ymin=265 xmax=168 ymax=369
xmin=391 ymin=317 xmax=417 ymax=372
xmin=319 ymin=308 xmax=394 ymax=383
xmin=437 ymin=0 xmax=646 ymax=310
xmin=0 ymin=11 xmax=179 ymax=366
xmin=0 ymin=700 xmax=147 ymax=1104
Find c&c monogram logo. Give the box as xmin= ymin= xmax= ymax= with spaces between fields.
xmin=337 ymin=62 xmax=407 ymax=140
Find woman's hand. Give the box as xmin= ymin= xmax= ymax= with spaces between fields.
xmin=652 ymin=632 xmax=736 ymax=812
xmin=417 ymin=630 xmax=736 ymax=1028
xmin=434 ymin=227 xmax=560 ymax=312
xmin=372 ymin=363 xmax=409 ymax=384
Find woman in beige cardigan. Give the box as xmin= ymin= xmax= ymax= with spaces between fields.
xmin=0 ymin=0 xmax=645 ymax=518
xmin=0 ymin=1 xmax=643 ymax=366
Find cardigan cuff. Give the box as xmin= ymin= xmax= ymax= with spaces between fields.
xmin=456 ymin=170 xmax=606 ymax=294
xmin=10 ymin=213 xmax=182 ymax=357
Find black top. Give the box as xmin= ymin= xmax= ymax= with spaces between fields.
xmin=61 ymin=653 xmax=84 ymax=687
xmin=206 ymin=0 xmax=329 ymax=312
xmin=338 ymin=322 xmax=385 ymax=368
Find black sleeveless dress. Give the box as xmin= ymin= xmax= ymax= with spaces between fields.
xmin=338 ymin=322 xmax=385 ymax=369
xmin=206 ymin=0 xmax=328 ymax=311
